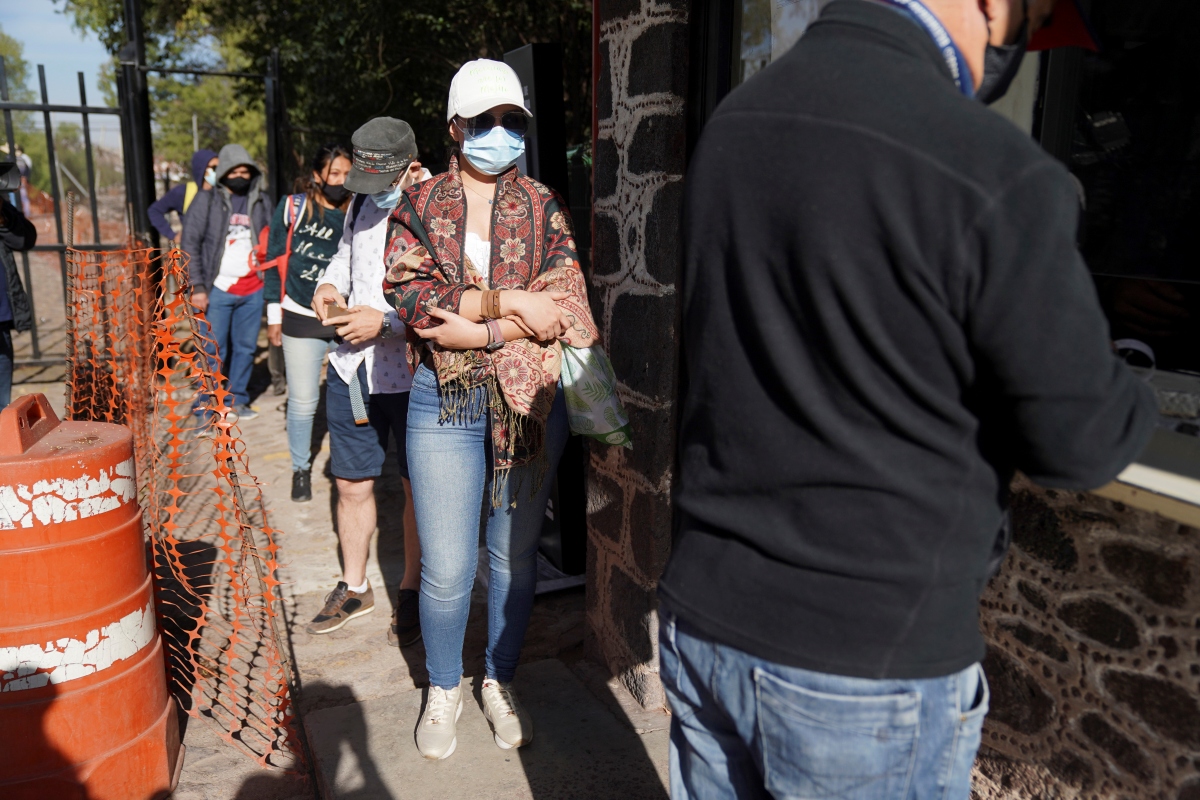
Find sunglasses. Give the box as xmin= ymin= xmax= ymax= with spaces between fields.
xmin=456 ymin=111 xmax=529 ymax=138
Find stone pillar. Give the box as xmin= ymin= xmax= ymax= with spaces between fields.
xmin=585 ymin=0 xmax=689 ymax=708
xmin=974 ymin=478 xmax=1200 ymax=798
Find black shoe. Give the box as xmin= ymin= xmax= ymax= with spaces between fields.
xmin=291 ymin=469 xmax=312 ymax=502
xmin=388 ymin=589 xmax=422 ymax=647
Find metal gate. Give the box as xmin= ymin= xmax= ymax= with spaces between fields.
xmin=1 ymin=49 xmax=287 ymax=372
xmin=1 ymin=58 xmax=126 ymax=368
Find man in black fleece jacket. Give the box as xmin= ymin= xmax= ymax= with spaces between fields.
xmin=658 ymin=0 xmax=1157 ymax=797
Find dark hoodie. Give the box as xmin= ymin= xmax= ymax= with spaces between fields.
xmin=146 ymin=148 xmax=217 ymax=242
xmin=180 ymin=144 xmax=272 ymax=295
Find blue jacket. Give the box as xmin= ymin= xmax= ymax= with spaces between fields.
xmin=147 ymin=149 xmax=217 ymax=242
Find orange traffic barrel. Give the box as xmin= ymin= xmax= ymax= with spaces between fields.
xmin=0 ymin=394 xmax=183 ymax=800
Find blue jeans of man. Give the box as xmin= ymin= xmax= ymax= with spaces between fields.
xmin=197 ymin=287 xmax=263 ymax=409
xmin=0 ymin=328 xmax=12 ymax=409
xmin=659 ymin=611 xmax=989 ymax=800
xmin=281 ymin=333 xmax=333 ymax=471
xmin=406 ymin=364 xmax=568 ymax=690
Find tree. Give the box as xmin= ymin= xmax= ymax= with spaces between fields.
xmin=57 ymin=0 xmax=593 ymax=178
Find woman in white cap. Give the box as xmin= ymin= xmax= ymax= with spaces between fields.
xmin=382 ymin=58 xmax=599 ymax=760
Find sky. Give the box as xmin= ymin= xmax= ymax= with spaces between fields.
xmin=2 ymin=0 xmax=122 ymax=148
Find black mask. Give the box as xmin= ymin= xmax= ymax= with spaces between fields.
xmin=977 ymin=11 xmax=1029 ymax=105
xmin=223 ymin=175 xmax=252 ymax=195
xmin=320 ymin=181 xmax=351 ymax=205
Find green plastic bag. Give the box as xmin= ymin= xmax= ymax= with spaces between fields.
xmin=560 ymin=345 xmax=633 ymax=449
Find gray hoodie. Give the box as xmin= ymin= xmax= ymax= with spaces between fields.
xmin=180 ymin=144 xmax=272 ymax=293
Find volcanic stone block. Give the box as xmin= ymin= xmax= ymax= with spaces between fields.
xmin=1100 ymin=543 xmax=1191 ymax=608
xmin=587 ymin=470 xmax=625 ymax=545
xmin=1080 ymin=712 xmax=1152 ymax=779
xmin=629 ymin=21 xmax=689 ymax=98
xmin=1047 ymin=750 xmax=1094 ymax=790
xmin=596 ymin=40 xmax=613 ymax=121
xmin=1001 ymin=621 xmax=1069 ymax=662
xmin=644 ymin=181 xmax=685 ymax=286
xmin=608 ymin=293 xmax=678 ymax=402
xmin=610 ymin=564 xmax=657 ymax=665
xmin=600 ymin=0 xmax=645 ymax=22
xmin=1057 ymin=598 xmax=1140 ymax=650
xmin=1010 ymin=490 xmax=1078 ymax=571
xmin=628 ymin=114 xmax=686 ymax=176
xmin=1103 ymin=670 xmax=1200 ymax=748
xmin=983 ymin=647 xmax=1055 ymax=735
xmin=1016 ymin=580 xmax=1049 ymax=612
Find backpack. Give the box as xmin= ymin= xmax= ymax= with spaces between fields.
xmin=183 ymin=181 xmax=200 ymax=213
xmin=252 ymin=194 xmax=307 ymax=301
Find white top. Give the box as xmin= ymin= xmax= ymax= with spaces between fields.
xmin=317 ymin=194 xmax=414 ymax=394
xmin=212 ymin=208 xmax=254 ymax=292
xmin=464 ymin=232 xmax=492 ymax=282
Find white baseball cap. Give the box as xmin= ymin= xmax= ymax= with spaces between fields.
xmin=446 ymin=59 xmax=532 ymax=122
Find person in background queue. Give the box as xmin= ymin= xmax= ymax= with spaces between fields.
xmin=262 ymin=143 xmax=353 ymax=502
xmin=660 ymin=0 xmax=1156 ymax=797
xmin=306 ymin=119 xmax=430 ymax=650
xmin=148 ymin=148 xmax=218 ymax=246
xmin=0 ymin=159 xmax=36 ymax=409
xmin=181 ymin=144 xmax=271 ymax=423
xmin=383 ymin=60 xmax=599 ymax=761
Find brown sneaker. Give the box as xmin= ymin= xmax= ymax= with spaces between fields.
xmin=306 ymin=581 xmax=374 ymax=634
xmin=388 ymin=589 xmax=422 ymax=647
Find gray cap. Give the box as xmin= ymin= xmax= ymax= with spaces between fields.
xmin=345 ymin=117 xmax=419 ymax=194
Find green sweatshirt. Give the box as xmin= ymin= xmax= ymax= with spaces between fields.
xmin=262 ymin=195 xmax=345 ymax=310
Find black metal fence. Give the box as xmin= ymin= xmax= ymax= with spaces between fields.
xmin=1 ymin=57 xmax=127 ymax=368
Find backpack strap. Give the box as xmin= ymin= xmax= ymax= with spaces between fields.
xmin=348 ymin=193 xmax=367 ymax=233
xmin=183 ymin=181 xmax=199 ymax=213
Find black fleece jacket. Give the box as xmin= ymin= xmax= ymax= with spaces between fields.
xmin=660 ymin=0 xmax=1157 ymax=679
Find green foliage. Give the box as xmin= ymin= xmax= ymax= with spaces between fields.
xmin=150 ymin=41 xmax=266 ymax=169
xmin=0 ymin=26 xmax=35 ymax=102
xmin=57 ymin=0 xmax=592 ymax=179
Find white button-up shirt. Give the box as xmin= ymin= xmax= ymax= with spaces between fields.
xmin=317 ymin=194 xmax=414 ymax=395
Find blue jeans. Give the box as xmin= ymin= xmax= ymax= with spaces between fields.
xmin=660 ymin=612 xmax=989 ymax=800
xmin=197 ymin=287 xmax=263 ymax=408
xmin=0 ymin=328 xmax=12 ymax=409
xmin=281 ymin=334 xmax=333 ymax=471
xmin=407 ymin=363 xmax=568 ymax=689
xmin=0 ymin=328 xmax=12 ymax=410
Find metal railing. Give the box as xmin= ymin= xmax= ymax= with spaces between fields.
xmin=1 ymin=57 xmax=127 ymax=367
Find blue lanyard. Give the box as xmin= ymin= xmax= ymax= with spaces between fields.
xmin=878 ymin=0 xmax=975 ymax=98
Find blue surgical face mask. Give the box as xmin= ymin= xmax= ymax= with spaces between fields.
xmin=460 ymin=126 xmax=525 ymax=175
xmin=371 ymin=182 xmax=405 ymax=209
xmin=204 ymin=167 xmax=216 ymax=187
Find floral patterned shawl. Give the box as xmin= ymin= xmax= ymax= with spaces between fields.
xmin=382 ymin=156 xmax=598 ymax=504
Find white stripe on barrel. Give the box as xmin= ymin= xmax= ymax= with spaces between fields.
xmin=0 ymin=458 xmax=136 ymax=530
xmin=0 ymin=600 xmax=156 ymax=692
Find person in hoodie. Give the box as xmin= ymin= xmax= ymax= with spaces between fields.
xmin=181 ymin=144 xmax=272 ymax=421
xmin=147 ymin=149 xmax=219 ymax=246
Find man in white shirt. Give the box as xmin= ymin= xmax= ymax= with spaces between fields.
xmin=305 ymin=118 xmax=429 ymax=648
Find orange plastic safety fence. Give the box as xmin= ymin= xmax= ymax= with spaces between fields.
xmin=64 ymin=247 xmax=308 ymax=773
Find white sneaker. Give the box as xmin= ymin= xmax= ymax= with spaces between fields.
xmin=481 ymin=679 xmax=532 ymax=749
xmin=416 ymin=685 xmax=463 ymax=760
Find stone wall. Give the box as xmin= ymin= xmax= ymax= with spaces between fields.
xmin=585 ymin=0 xmax=688 ymax=708
xmin=974 ymin=478 xmax=1200 ymax=799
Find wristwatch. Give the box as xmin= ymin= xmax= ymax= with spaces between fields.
xmin=380 ymin=313 xmax=399 ymax=339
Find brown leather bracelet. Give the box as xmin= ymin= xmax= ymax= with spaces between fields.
xmin=481 ymin=289 xmax=500 ymax=320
